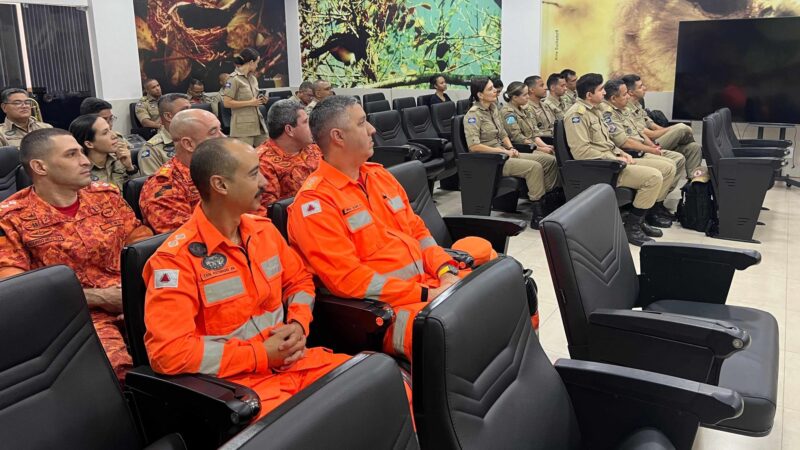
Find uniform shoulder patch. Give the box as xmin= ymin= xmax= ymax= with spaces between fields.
xmin=505 ymin=115 xmax=517 ymax=125
xmin=571 ymin=116 xmax=581 ymax=124
xmin=224 ymin=82 xmax=232 ymax=89
xmin=153 ymin=269 xmax=179 ymax=289
xmin=466 ymin=116 xmax=477 ymax=125
xmin=301 ymin=200 xmax=322 ymax=217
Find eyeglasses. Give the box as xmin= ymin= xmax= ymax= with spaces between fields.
xmin=2 ymin=100 xmax=33 ymax=107
xmin=103 ymin=114 xmax=117 ymax=125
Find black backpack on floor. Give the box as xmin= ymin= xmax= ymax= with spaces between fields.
xmin=676 ymin=181 xmax=718 ymax=234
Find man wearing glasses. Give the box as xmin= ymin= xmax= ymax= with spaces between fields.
xmin=0 ymin=88 xmax=52 ymax=148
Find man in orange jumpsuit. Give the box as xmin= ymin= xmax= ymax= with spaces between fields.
xmin=257 ymin=99 xmax=322 ymax=207
xmin=0 ymin=129 xmax=153 ymax=380
xmin=288 ymin=96 xmax=461 ymax=361
xmin=143 ymin=137 xmax=349 ymax=418
xmin=140 ymin=109 xmax=224 ymax=233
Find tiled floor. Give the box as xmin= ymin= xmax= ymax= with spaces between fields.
xmin=433 ymin=180 xmax=800 ymax=449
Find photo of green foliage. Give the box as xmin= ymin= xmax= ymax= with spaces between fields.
xmin=300 ymin=0 xmax=501 ymax=88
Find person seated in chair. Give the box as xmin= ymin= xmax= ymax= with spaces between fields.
xmin=135 ymin=79 xmax=163 ymax=130
xmin=0 ymin=129 xmax=153 ymax=380
xmin=0 ymin=88 xmax=52 ymax=148
xmin=306 ymin=79 xmax=333 ymax=113
xmin=139 ymin=93 xmax=191 ymax=176
xmin=501 ymin=81 xmax=556 ymax=153
xmin=70 ymin=114 xmax=139 ymax=190
xmin=143 ymin=137 xmax=350 ymax=419
xmin=290 ymin=81 xmax=315 ymax=110
xmin=287 ymin=95 xmax=464 ymax=362
xmin=563 ymin=73 xmax=670 ymax=246
xmin=524 ymin=76 xmax=557 ymax=138
xmin=139 ymin=109 xmax=225 ymax=233
xmin=463 ymin=77 xmax=559 ymax=228
xmin=428 ymin=74 xmax=452 ymax=105
xmin=543 ymin=73 xmax=568 ymax=118
xmin=560 ymin=69 xmax=578 ymax=108
xmin=256 ymin=100 xmax=322 ymax=208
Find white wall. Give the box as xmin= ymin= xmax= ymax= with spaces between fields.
xmin=86 ymin=0 xmax=141 ymax=102
xmin=501 ymin=0 xmax=541 ymax=83
xmin=284 ymin=0 xmax=302 ymax=85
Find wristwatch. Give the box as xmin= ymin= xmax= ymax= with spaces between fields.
xmin=126 ymin=165 xmax=139 ymax=175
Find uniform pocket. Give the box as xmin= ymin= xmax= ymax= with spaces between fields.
xmin=347 ymin=212 xmax=385 ymax=258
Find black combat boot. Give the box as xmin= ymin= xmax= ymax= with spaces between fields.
xmin=646 ymin=209 xmax=673 ymax=228
xmin=653 ymin=201 xmax=676 ymax=220
xmin=530 ymin=201 xmax=546 ymax=230
xmin=640 ymin=221 xmax=663 ymax=238
xmin=624 ymin=209 xmax=654 ymax=246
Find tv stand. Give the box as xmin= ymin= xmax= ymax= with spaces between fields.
xmin=750 ymin=122 xmax=799 ymax=188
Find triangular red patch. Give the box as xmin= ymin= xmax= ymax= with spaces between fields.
xmin=160 ymin=273 xmax=170 ymax=283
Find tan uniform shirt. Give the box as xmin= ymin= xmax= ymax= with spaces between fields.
xmin=563 ymin=99 xmax=624 ymax=161
xmin=528 ymin=99 xmax=558 ymax=136
xmin=626 ymin=100 xmax=655 ymax=131
xmin=542 ymin=95 xmax=566 ymax=119
xmin=463 ymin=103 xmax=508 ymax=148
xmin=0 ymin=117 xmax=52 ymax=148
xmin=134 ymin=95 xmax=160 ymax=126
xmin=563 ymin=89 xmax=577 ymax=109
xmin=221 ymin=70 xmax=267 ymax=138
xmin=188 ymin=91 xmax=221 ymax=116
xmin=598 ymin=100 xmax=647 ymax=148
xmin=139 ymin=127 xmax=174 ymax=176
xmin=500 ymin=103 xmax=541 ymax=144
xmin=90 ymin=154 xmax=136 ymax=191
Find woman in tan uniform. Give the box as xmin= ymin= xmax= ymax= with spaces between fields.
xmin=462 ymin=78 xmax=558 ymax=229
xmin=222 ymin=47 xmax=268 ymax=146
xmin=70 ymin=114 xmax=138 ymax=190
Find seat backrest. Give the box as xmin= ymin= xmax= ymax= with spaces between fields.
xmin=716 ymin=107 xmax=742 ymax=147
xmin=368 ymin=110 xmax=409 ymax=146
xmin=0 ymin=146 xmax=21 ymax=201
xmin=222 ymin=353 xmax=418 ymax=450
xmin=392 ymin=96 xmax=416 ymax=111
xmin=387 ymin=161 xmax=452 ymax=247
xmin=219 ymin=100 xmax=232 ymax=129
xmin=364 ymin=99 xmax=390 ymax=115
xmin=351 ymin=94 xmax=361 ymax=105
xmin=362 ymin=92 xmax=385 ymax=104
xmin=701 ymin=112 xmax=728 ymax=169
xmin=259 ymin=98 xmax=280 ymax=120
xmin=0 ymin=266 xmax=142 ymax=449
xmin=539 ymin=184 xmax=639 ymax=358
xmin=129 ymin=102 xmax=143 ymax=128
xmin=553 ymin=119 xmax=573 ymax=167
xmin=401 ymin=106 xmax=439 ymax=140
xmin=123 ymin=176 xmax=149 ymax=220
xmin=450 ymin=114 xmax=469 ymax=156
xmin=267 ymin=197 xmax=293 ymax=241
xmin=268 ymin=90 xmax=292 ymax=99
xmin=413 ymin=257 xmax=581 ymax=450
xmin=190 ymin=102 xmax=212 ymax=113
xmin=416 ymin=94 xmax=432 ymax=107
xmin=430 ymin=101 xmax=455 ymax=137
xmin=456 ymin=98 xmax=471 ymax=115
xmin=122 ymin=233 xmax=170 ymax=367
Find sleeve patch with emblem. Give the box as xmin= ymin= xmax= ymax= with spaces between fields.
xmin=154 ymin=269 xmax=179 ymax=288
xmin=467 ymin=117 xmax=477 ymax=124
xmin=301 ymin=200 xmax=322 ymax=217
xmin=505 ymin=115 xmax=517 ymax=125
xmin=571 ymin=116 xmax=581 ymax=124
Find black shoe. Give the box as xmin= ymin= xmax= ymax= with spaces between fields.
xmin=623 ymin=214 xmax=653 ymax=246
xmin=530 ymin=201 xmax=545 ymax=230
xmin=654 ymin=201 xmax=676 ymax=220
xmin=640 ymin=221 xmax=663 ymax=238
xmin=646 ymin=213 xmax=672 ymax=228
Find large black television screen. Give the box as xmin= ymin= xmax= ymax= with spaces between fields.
xmin=673 ymin=17 xmax=800 ymax=124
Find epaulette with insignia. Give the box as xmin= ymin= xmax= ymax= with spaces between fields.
xmin=297 ymin=175 xmax=321 ymax=193
xmin=576 ymin=104 xmax=586 ymax=114
xmin=0 ymin=196 xmax=26 ymax=215
xmin=87 ymin=181 xmax=119 ymax=193
xmin=467 ymin=105 xmax=479 ymax=112
xmin=156 ymin=165 xmax=173 ymax=178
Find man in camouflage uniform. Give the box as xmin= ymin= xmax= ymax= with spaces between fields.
xmin=0 ymin=88 xmax=52 ymax=148
xmin=139 ymin=93 xmax=191 ymax=176
xmin=0 ymin=129 xmax=153 ymax=380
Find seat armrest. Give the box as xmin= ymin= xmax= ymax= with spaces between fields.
xmin=459 ymin=152 xmax=509 ymax=163
xmin=638 ymin=242 xmax=760 ymax=305
xmin=442 ymin=215 xmax=527 ymax=254
xmin=409 ymin=138 xmax=447 ymax=156
xmin=589 ymin=309 xmax=750 ymax=359
xmin=565 ymin=159 xmax=626 ymax=172
xmin=307 ymin=295 xmax=394 ymax=355
xmin=732 ymin=147 xmax=790 ymax=158
xmin=512 ymin=143 xmax=534 ymax=153
xmin=437 ymin=132 xmax=452 ymax=141
xmin=555 ymin=359 xmax=743 ymax=425
xmin=371 ymin=146 xmax=419 ymax=167
xmin=720 ymin=156 xmax=785 ymax=170
xmin=739 ymin=138 xmax=792 ymax=148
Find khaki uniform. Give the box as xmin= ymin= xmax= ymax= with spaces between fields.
xmin=599 ymin=100 xmax=683 ymax=198
xmin=0 ymin=117 xmax=52 ymax=148
xmin=626 ymin=101 xmax=702 ymax=176
xmin=134 ymin=95 xmax=160 ymax=126
xmin=222 ymin=70 xmax=268 ymax=146
xmin=542 ymin=95 xmax=566 ymax=119
xmin=188 ymin=91 xmax=221 ymax=116
xmin=90 ymin=154 xmax=137 ymax=191
xmin=139 ymin=127 xmax=174 ymax=176
xmin=528 ymin=99 xmax=558 ymax=136
xmin=305 ymin=99 xmax=318 ymax=114
xmin=563 ymin=89 xmax=577 ymax=109
xmin=563 ymin=99 xmax=663 ymax=209
xmin=463 ymin=103 xmax=556 ymax=201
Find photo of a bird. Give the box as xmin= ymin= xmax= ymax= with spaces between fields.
xmin=308 ymin=31 xmax=370 ymax=65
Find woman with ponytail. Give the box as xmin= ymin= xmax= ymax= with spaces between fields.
xmin=222 ymin=47 xmax=269 ymax=146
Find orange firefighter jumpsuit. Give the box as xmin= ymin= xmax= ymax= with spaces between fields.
xmin=288 ymin=161 xmax=460 ymax=360
xmin=143 ymin=206 xmax=349 ymax=418
xmin=0 ymin=182 xmax=153 ymax=380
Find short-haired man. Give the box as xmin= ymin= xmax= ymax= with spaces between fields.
xmin=186 ymin=78 xmax=221 ymax=116
xmin=143 ymin=137 xmax=350 ymax=418
xmin=543 ymin=73 xmax=568 ymax=118
xmin=0 ymin=129 xmax=153 ymax=380
xmin=560 ymin=69 xmax=578 ymax=108
xmin=306 ymin=79 xmax=333 ymax=112
xmin=0 ymin=88 xmax=52 ymax=147
xmin=79 ymin=97 xmax=116 ymax=123
xmin=139 ymin=93 xmax=192 ymax=176
xmin=256 ymin=100 xmax=322 ymax=207
xmin=524 ymin=76 xmax=557 ymax=138
xmin=564 ymin=74 xmax=670 ymax=246
xmin=290 ymin=81 xmax=315 ymax=110
xmin=140 ymin=109 xmax=224 ymax=233
xmin=135 ymin=79 xmax=163 ymax=129
xmin=599 ymin=79 xmax=684 ymax=222
xmin=288 ymin=96 xmax=461 ymax=361
xmin=621 ymin=74 xmax=702 ymax=177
